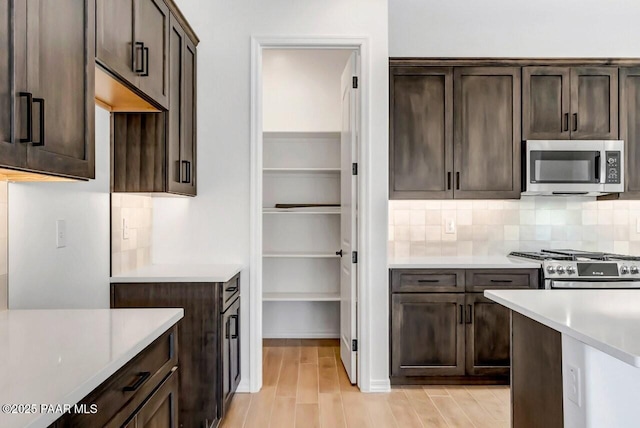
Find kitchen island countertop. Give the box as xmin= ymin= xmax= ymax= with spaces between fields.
xmin=0 ymin=308 xmax=183 ymax=428
xmin=485 ymin=289 xmax=640 ymax=367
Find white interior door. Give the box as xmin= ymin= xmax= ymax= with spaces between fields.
xmin=339 ymin=51 xmax=358 ymax=384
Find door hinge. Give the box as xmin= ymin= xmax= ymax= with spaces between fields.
xmin=352 ymin=163 xmax=358 ymax=175
xmin=352 ymin=251 xmax=358 ymax=264
xmin=352 ymin=76 xmax=358 ymax=89
xmin=352 ymin=339 xmax=358 ymax=352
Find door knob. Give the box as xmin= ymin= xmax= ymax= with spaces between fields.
xmin=336 ymin=250 xmax=344 ymax=257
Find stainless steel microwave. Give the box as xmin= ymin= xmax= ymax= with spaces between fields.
xmin=522 ymin=140 xmax=624 ymax=196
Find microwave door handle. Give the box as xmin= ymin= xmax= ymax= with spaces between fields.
xmin=595 ymin=153 xmax=603 ymax=183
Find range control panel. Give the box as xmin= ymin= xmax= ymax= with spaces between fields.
xmin=606 ymin=151 xmax=621 ymax=184
xmin=543 ymin=261 xmax=640 ymax=279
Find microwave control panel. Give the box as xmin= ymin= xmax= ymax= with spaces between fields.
xmin=606 ymin=151 xmax=621 ymax=184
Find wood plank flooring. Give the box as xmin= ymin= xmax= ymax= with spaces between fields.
xmin=221 ymin=339 xmax=511 ymax=428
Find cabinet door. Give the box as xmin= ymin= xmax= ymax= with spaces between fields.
xmin=230 ymin=297 xmax=241 ymax=395
xmin=570 ymin=67 xmax=618 ymax=140
xmin=135 ymin=0 xmax=169 ymax=108
xmin=95 ymin=0 xmax=138 ymax=86
xmin=522 ymin=67 xmax=571 ymax=140
xmin=391 ymin=293 xmax=465 ymax=377
xmin=454 ymin=67 xmax=521 ymax=199
xmin=167 ymin=14 xmax=196 ymax=196
xmin=0 ymin=0 xmax=27 ymax=168
xmin=620 ymin=68 xmax=640 ymax=197
xmin=24 ymin=0 xmax=95 ymax=179
xmin=465 ymin=294 xmax=510 ymax=377
xmin=129 ymin=368 xmax=179 ymax=428
xmin=390 ymin=67 xmax=453 ymax=199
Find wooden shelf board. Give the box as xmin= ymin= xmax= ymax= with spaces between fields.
xmin=263 ymin=253 xmax=340 ymax=259
xmin=263 ymin=292 xmax=340 ymax=302
xmin=263 ymin=168 xmax=340 ymax=173
xmin=263 ymin=207 xmax=340 ymax=215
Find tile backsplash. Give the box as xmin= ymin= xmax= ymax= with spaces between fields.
xmin=111 ymin=193 xmax=153 ymax=275
xmin=389 ymin=198 xmax=640 ymax=258
xmin=0 ymin=181 xmax=6 ymax=309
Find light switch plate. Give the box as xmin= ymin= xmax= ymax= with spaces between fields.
xmin=123 ymin=217 xmax=130 ymax=240
xmin=445 ymin=218 xmax=456 ymax=234
xmin=56 ymin=219 xmax=66 ymax=248
xmin=565 ymin=364 xmax=582 ymax=406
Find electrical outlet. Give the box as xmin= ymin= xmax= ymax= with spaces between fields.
xmin=123 ymin=217 xmax=130 ymax=240
xmin=56 ymin=219 xmax=66 ymax=248
xmin=445 ymin=218 xmax=456 ymax=234
xmin=565 ymin=364 xmax=582 ymax=406
xmin=636 ymin=218 xmax=640 ymax=234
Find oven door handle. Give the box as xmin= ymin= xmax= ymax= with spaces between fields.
xmin=549 ymin=280 xmax=640 ymax=289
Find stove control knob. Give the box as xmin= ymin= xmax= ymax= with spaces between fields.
xmin=546 ymin=265 xmax=556 ymax=274
xmin=631 ymin=266 xmax=639 ymax=275
xmin=555 ymin=265 xmax=565 ymax=274
xmin=621 ymin=265 xmax=630 ymax=275
xmin=565 ymin=265 xmax=576 ymax=275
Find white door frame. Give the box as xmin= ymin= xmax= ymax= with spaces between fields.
xmin=249 ymin=36 xmax=372 ymax=392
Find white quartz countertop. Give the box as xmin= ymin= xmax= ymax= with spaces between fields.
xmin=389 ymin=256 xmax=541 ymax=269
xmin=485 ymin=289 xmax=640 ymax=368
xmin=110 ymin=264 xmax=242 ymax=283
xmin=0 ymin=308 xmax=183 ymax=428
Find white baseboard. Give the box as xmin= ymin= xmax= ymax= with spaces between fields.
xmin=236 ymin=378 xmax=252 ymax=393
xmin=366 ymin=378 xmax=391 ymax=393
xmin=263 ymin=332 xmax=340 ymax=339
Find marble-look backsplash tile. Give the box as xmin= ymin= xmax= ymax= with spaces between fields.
xmin=389 ymin=198 xmax=640 ymax=258
xmin=111 ymin=193 xmax=153 ymax=275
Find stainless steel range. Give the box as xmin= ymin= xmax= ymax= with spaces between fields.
xmin=509 ymin=249 xmax=640 ymax=289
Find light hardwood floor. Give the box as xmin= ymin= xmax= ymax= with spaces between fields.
xmin=221 ymin=339 xmax=511 ymax=428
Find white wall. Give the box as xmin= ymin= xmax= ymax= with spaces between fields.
xmin=8 ymin=107 xmax=111 ymax=309
xmin=153 ymin=0 xmax=389 ymax=391
xmin=562 ymin=335 xmax=640 ymax=428
xmin=389 ymin=0 xmax=640 ymax=57
xmin=263 ymin=49 xmax=351 ymax=132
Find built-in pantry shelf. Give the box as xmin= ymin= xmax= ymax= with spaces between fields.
xmin=263 ymin=252 xmax=340 ymax=259
xmin=263 ymin=292 xmax=340 ymax=302
xmin=263 ymin=167 xmax=340 ymax=173
xmin=263 ymin=207 xmax=340 ymax=215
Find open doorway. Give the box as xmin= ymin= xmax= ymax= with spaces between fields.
xmin=251 ymin=43 xmax=364 ymax=391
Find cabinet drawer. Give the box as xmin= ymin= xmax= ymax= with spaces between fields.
xmin=223 ymin=273 xmax=240 ymax=310
xmin=465 ymin=269 xmax=539 ymax=292
xmin=391 ymin=269 xmax=465 ymax=293
xmin=57 ymin=326 xmax=178 ymax=428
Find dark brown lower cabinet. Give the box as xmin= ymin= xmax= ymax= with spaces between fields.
xmin=390 ymin=268 xmax=539 ymax=384
xmin=52 ymin=326 xmax=179 ymax=428
xmin=391 ymin=293 xmax=465 ymax=377
xmin=125 ymin=368 xmax=179 ymax=428
xmin=111 ymin=274 xmax=241 ymax=428
xmin=465 ymin=294 xmax=510 ymax=377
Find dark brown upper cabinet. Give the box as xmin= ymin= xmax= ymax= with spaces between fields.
xmin=454 ymin=67 xmax=521 ymax=199
xmin=111 ymin=10 xmax=197 ymax=196
xmin=390 ymin=66 xmax=521 ymax=200
xmin=390 ymin=67 xmax=453 ymax=199
xmin=0 ymin=0 xmax=95 ymax=180
xmin=167 ymin=13 xmax=197 ymax=196
xmin=523 ymin=66 xmax=618 ymax=140
xmin=96 ymin=0 xmax=169 ymax=109
xmin=619 ymin=68 xmax=640 ymax=198
xmin=522 ymin=67 xmax=571 ymax=140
